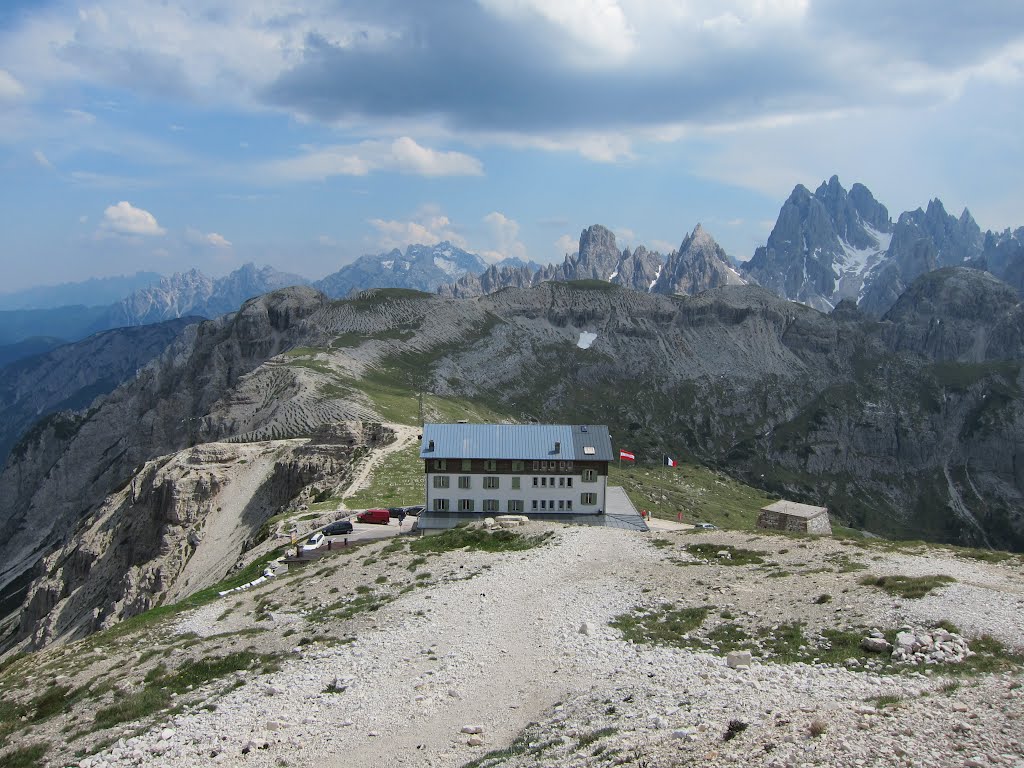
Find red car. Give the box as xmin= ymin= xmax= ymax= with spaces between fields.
xmin=357 ymin=508 xmax=391 ymax=525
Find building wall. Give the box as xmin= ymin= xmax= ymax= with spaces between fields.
xmin=424 ymin=467 xmax=607 ymax=515
xmin=756 ymin=510 xmax=832 ymax=535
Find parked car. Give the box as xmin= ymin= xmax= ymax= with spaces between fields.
xmin=403 ymin=505 xmax=425 ymax=517
xmin=302 ymin=532 xmax=326 ymax=551
xmin=357 ymin=508 xmax=391 ymax=525
xmin=323 ymin=520 xmax=354 ymax=536
xmin=693 ymin=522 xmax=718 ymax=530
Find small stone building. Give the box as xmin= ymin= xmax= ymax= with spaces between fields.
xmin=757 ymin=500 xmax=832 ymax=535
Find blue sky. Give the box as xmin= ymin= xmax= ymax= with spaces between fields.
xmin=1 ymin=1 xmax=1023 ymax=291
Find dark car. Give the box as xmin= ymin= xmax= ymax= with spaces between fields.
xmin=403 ymin=505 xmax=425 ymax=517
xmin=323 ymin=519 xmax=354 ymax=536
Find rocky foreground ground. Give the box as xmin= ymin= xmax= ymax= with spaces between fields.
xmin=2 ymin=523 xmax=1023 ymax=768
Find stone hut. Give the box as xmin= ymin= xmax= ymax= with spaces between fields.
xmin=757 ymin=500 xmax=832 ymax=535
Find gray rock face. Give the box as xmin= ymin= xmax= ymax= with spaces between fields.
xmin=742 ymin=176 xmax=892 ymax=311
xmin=859 ymin=201 xmax=983 ymax=315
xmin=0 ymin=286 xmax=329 ymax=638
xmin=0 ymin=318 xmax=196 ymax=465
xmin=437 ymin=264 xmax=536 ymax=299
xmin=652 ymin=224 xmax=746 ymax=296
xmin=5 ymin=273 xmax=1024 ymax=651
xmin=101 ymin=263 xmax=307 ymax=327
xmin=981 ymin=226 xmax=1024 ymax=294
xmin=315 ymin=242 xmax=487 ymax=298
xmin=19 ymin=423 xmax=389 ymax=648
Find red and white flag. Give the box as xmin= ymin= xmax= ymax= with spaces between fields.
xmin=619 ymin=449 xmax=635 ymax=462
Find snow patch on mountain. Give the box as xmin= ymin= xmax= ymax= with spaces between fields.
xmin=577 ymin=331 xmax=598 ymax=349
xmin=434 ymin=256 xmax=463 ymax=278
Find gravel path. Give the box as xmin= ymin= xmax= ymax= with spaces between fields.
xmin=83 ymin=527 xmax=1024 ymax=768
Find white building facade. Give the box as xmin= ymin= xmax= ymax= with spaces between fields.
xmin=420 ymin=423 xmax=613 ymax=518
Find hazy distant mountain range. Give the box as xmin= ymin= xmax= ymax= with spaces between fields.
xmin=3 ymin=175 xmax=1023 ymax=365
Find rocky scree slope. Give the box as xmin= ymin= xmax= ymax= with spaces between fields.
xmin=1 ymin=524 xmax=1022 ymax=768
xmin=20 ymin=422 xmax=390 ymax=649
xmin=0 ymin=287 xmax=330 ymax=644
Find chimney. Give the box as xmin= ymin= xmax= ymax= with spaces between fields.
xmin=554 ymin=441 xmax=561 ymax=454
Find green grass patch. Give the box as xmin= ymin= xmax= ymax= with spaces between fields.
xmin=686 ymin=543 xmax=766 ymax=565
xmin=610 ymin=463 xmax=775 ymax=530
xmin=2 ymin=741 xmax=49 ymax=768
xmin=858 ymin=574 xmax=956 ymax=599
xmin=345 ymin=442 xmax=424 ymax=509
xmin=610 ymin=604 xmax=709 ymax=647
xmin=870 ymin=694 xmax=903 ymax=709
xmin=93 ymin=687 xmax=170 ymax=730
xmin=410 ymin=525 xmax=552 ymax=555
xmin=577 ymin=726 xmax=616 ymax=749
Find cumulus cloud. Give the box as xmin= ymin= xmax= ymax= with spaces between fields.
xmin=0 ymin=69 xmax=24 ymax=100
xmin=260 ymin=137 xmax=483 ymax=181
xmin=101 ymin=201 xmax=165 ymax=236
xmin=186 ymin=228 xmax=232 ymax=248
xmin=481 ymin=211 xmax=528 ymax=263
xmin=33 ymin=149 xmax=54 ymax=169
xmin=555 ymin=233 xmax=577 ymax=259
xmin=369 ymin=207 xmax=468 ymax=251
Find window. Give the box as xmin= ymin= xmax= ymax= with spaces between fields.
xmin=531 ymin=499 xmax=538 ymax=510
xmin=433 ymin=498 xmax=449 ymax=511
xmin=567 ymin=500 xmax=573 ymax=510
xmin=461 ymin=459 xmax=472 ymax=472
xmin=483 ymin=499 xmax=499 ymax=512
xmin=583 ymin=446 xmax=596 ymax=455
xmin=540 ymin=500 xmax=546 ymax=510
xmin=433 ymin=459 xmax=447 ymax=471
xmin=512 ymin=461 xmax=525 ymax=471
xmin=558 ymin=477 xmax=565 ymax=487
xmin=549 ymin=477 xmax=554 ymax=486
xmin=458 ymin=499 xmax=475 ymax=512
xmin=458 ymin=476 xmax=471 ymax=489
xmin=484 ymin=459 xmax=497 ymax=471
xmin=558 ymin=461 xmax=565 ymax=470
xmin=532 ymin=460 xmax=539 ymax=470
xmin=558 ymin=500 xmax=564 ymax=510
xmin=483 ymin=476 xmax=499 ymax=490
xmin=511 ymin=477 xmax=520 ymax=490
xmin=433 ymin=476 xmax=450 ymax=489
xmin=581 ymin=493 xmax=597 ymax=505
xmin=566 ymin=461 xmax=573 ymax=470
xmin=582 ymin=469 xmax=597 ymax=482
xmin=541 ymin=477 xmax=547 ymax=487
xmin=540 ymin=461 xmax=548 ymax=470
xmin=567 ymin=478 xmax=573 ymax=488
xmin=509 ymin=500 xmax=524 ymax=513
xmin=532 ymin=477 xmax=538 ymax=487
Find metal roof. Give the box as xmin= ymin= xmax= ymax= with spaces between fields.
xmin=420 ymin=423 xmax=613 ymax=461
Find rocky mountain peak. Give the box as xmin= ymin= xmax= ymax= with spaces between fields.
xmin=652 ymin=224 xmax=745 ymax=297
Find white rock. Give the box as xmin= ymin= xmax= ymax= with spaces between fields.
xmin=727 ymin=650 xmax=752 ymax=669
xmin=579 ymin=621 xmax=596 ymax=636
xmin=160 ymin=727 xmax=175 ymax=741
xmin=462 ymin=725 xmax=484 ymax=734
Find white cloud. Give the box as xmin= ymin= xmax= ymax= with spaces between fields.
xmin=186 ymin=228 xmax=232 ymax=248
xmin=481 ymin=211 xmax=529 ymax=263
xmin=33 ymin=149 xmax=54 ymax=169
xmin=0 ymin=69 xmax=24 ymax=100
xmin=101 ymin=201 xmax=165 ymax=236
xmin=649 ymin=239 xmax=676 ymax=254
xmin=260 ymin=137 xmax=483 ymax=182
xmin=480 ymin=0 xmax=636 ymax=63
xmin=369 ymin=207 xmax=468 ymax=252
xmin=555 ymin=234 xmax=577 ymax=258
